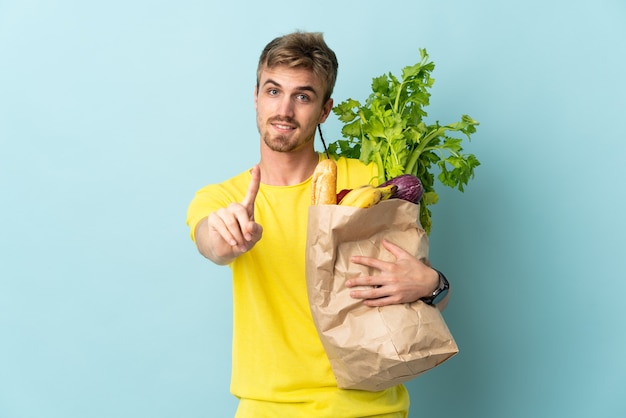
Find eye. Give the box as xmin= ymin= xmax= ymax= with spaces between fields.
xmin=268 ymin=88 xmax=279 ymax=96
xmin=296 ymin=93 xmax=310 ymax=102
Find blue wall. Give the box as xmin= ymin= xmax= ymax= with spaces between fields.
xmin=1 ymin=1 xmax=624 ymax=417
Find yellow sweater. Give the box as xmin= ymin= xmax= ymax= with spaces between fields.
xmin=186 ymin=156 xmax=409 ymax=418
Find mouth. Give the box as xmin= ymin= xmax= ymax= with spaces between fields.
xmin=270 ymin=117 xmax=298 ymax=133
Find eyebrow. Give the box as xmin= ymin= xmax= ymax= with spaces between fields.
xmin=262 ymin=78 xmax=319 ymax=96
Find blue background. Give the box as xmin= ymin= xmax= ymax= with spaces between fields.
xmin=1 ymin=1 xmax=625 ymax=417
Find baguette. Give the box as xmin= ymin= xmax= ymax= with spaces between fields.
xmin=311 ymin=159 xmax=337 ymax=205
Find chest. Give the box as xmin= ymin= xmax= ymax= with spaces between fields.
xmin=253 ymin=184 xmax=311 ymax=261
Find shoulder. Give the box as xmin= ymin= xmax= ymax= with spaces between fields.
xmin=193 ymin=169 xmax=252 ymax=202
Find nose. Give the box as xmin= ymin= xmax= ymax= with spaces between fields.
xmin=276 ymin=96 xmax=295 ymax=118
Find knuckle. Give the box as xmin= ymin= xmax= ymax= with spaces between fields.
xmin=210 ymin=209 xmax=224 ymax=220
xmin=226 ymin=202 xmax=242 ymax=213
xmin=225 ymin=219 xmax=241 ymax=231
xmin=388 ymin=264 xmax=400 ymax=274
xmin=360 ymin=276 xmax=373 ymax=285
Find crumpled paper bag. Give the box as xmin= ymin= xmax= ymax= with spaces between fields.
xmin=305 ymin=199 xmax=459 ymax=391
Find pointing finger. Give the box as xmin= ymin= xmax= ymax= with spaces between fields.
xmin=241 ymin=165 xmax=261 ymax=219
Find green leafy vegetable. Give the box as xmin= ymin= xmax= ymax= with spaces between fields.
xmin=328 ymin=49 xmax=480 ymax=234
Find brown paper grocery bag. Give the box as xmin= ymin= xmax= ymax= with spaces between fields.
xmin=305 ymin=199 xmax=459 ymax=391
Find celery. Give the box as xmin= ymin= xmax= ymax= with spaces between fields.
xmin=328 ymin=49 xmax=480 ymax=234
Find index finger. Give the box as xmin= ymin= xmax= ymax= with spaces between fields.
xmin=241 ymin=165 xmax=261 ymax=219
xmin=380 ymin=239 xmax=411 ymax=260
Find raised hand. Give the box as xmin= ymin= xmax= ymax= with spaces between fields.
xmin=202 ymin=165 xmax=263 ymax=264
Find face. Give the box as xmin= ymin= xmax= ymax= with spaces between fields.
xmin=255 ymin=65 xmax=333 ymax=153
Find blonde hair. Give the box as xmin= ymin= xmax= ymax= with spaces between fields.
xmin=257 ymin=31 xmax=338 ymax=102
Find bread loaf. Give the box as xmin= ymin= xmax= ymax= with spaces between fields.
xmin=311 ymin=159 xmax=337 ymax=205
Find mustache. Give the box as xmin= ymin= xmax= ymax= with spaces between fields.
xmin=268 ymin=116 xmax=299 ymax=127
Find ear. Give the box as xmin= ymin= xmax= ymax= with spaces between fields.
xmin=254 ymin=85 xmax=259 ymax=109
xmin=319 ymin=98 xmax=334 ymax=123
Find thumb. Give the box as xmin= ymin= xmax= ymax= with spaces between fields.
xmin=241 ymin=165 xmax=261 ymax=220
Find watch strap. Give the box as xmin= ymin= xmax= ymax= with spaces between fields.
xmin=421 ymin=269 xmax=450 ymax=305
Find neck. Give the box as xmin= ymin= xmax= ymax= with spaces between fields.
xmin=258 ymin=147 xmax=320 ymax=186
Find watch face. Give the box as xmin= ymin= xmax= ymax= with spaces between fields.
xmin=431 ymin=286 xmax=449 ymax=305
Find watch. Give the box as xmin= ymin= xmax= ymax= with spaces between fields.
xmin=421 ymin=269 xmax=450 ymax=305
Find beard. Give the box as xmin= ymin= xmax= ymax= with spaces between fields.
xmin=262 ymin=132 xmax=309 ymax=152
xmin=259 ymin=116 xmax=314 ymax=153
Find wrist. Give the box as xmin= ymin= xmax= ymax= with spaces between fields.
xmin=427 ymin=268 xmax=440 ymax=294
xmin=421 ymin=269 xmax=450 ymax=305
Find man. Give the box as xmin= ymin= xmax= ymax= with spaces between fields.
xmin=187 ymin=31 xmax=449 ymax=418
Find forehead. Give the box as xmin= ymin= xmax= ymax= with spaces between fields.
xmin=259 ymin=64 xmax=325 ymax=91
